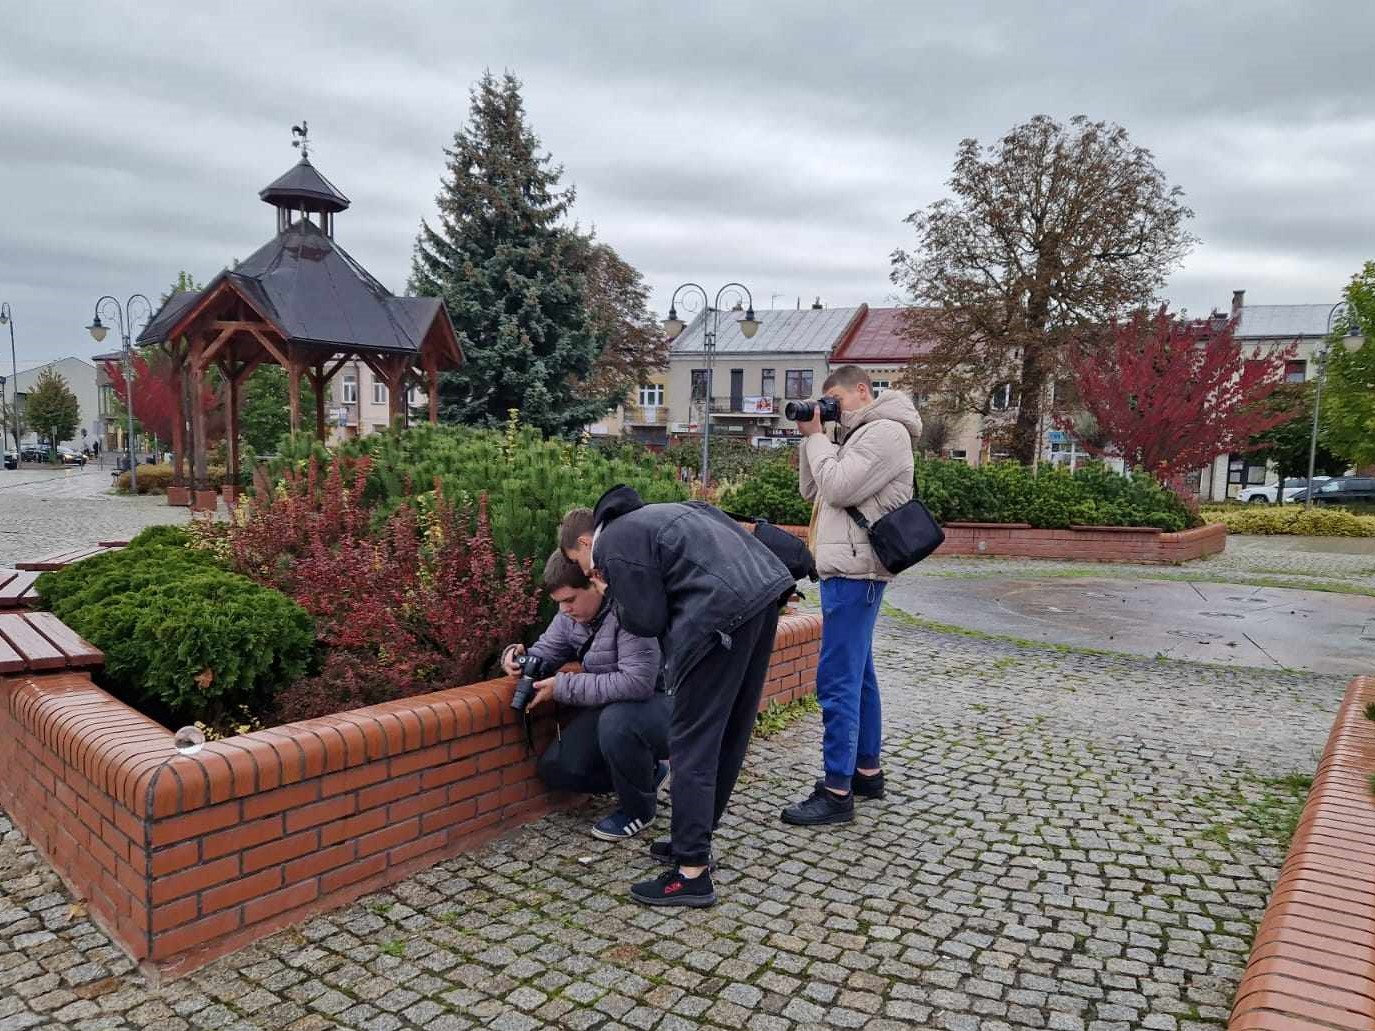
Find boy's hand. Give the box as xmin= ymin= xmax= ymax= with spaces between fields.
xmin=588 ymin=570 xmax=608 ymax=596
xmin=531 ymin=677 xmax=557 ymax=709
xmin=501 ymin=644 xmax=525 ymax=676
xmin=795 ymin=407 xmax=824 ymax=437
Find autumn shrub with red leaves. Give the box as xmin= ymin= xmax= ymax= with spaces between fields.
xmin=228 ymin=455 xmax=540 ymax=723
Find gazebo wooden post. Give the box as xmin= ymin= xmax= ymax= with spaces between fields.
xmin=225 ymin=365 xmax=240 ymax=492
xmin=287 ymin=346 xmax=302 ymax=435
xmin=166 ymin=343 xmax=186 ymax=487
xmin=385 ymin=361 xmax=408 ymax=429
xmin=189 ymin=334 xmax=208 ymax=491
xmin=313 ymin=361 xmax=327 ymax=441
xmin=425 ymin=357 xmax=439 ymax=425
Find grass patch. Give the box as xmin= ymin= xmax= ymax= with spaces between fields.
xmin=380 ymin=939 xmax=405 ymax=958
xmin=1241 ymin=773 xmax=1314 ymax=848
xmin=755 ymin=694 xmax=821 ymax=739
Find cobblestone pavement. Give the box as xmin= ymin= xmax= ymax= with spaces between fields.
xmin=912 ymin=534 xmax=1375 ymax=594
xmin=0 ymin=616 xmax=1342 ymax=1031
xmin=0 ymin=467 xmax=189 ymax=566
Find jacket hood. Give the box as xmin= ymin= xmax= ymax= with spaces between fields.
xmin=593 ymin=484 xmax=646 ymax=528
xmin=841 ymin=389 xmax=923 ymax=440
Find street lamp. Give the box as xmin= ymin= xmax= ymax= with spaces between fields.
xmin=1305 ymin=300 xmax=1361 ymax=510
xmin=663 ymin=282 xmax=760 ymax=488
xmin=0 ymin=303 xmax=18 ymax=459
xmin=87 ymin=294 xmax=152 ymax=493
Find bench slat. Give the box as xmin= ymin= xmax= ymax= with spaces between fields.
xmin=0 ymin=570 xmax=40 ymax=608
xmin=0 ymin=613 xmax=66 ymax=669
xmin=15 ymin=546 xmax=107 ymax=572
xmin=22 ymin=611 xmax=102 ymax=667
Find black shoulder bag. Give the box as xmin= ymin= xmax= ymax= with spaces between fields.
xmin=845 ymin=496 xmax=945 ymax=575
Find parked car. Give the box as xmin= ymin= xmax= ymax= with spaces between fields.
xmin=56 ymin=447 xmax=87 ymax=466
xmin=1237 ymin=476 xmax=1331 ymax=505
xmin=19 ymin=445 xmax=46 ymax=463
xmin=3 ymin=449 xmax=16 ymax=470
xmin=1291 ymin=477 xmax=1375 ymax=507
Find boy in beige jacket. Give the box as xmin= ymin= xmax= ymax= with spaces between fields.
xmin=784 ymin=365 xmax=922 ymax=825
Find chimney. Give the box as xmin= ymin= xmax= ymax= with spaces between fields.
xmin=1231 ymin=289 xmax=1245 ymax=318
xmin=811 ymin=296 xmax=823 ymax=310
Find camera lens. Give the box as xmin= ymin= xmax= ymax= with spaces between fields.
xmin=784 ymin=401 xmax=814 ymax=422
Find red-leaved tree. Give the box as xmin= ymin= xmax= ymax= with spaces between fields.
xmin=104 ymin=353 xmax=222 ymax=448
xmin=1063 ymin=307 xmax=1297 ymax=480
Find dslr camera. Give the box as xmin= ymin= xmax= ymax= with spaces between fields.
xmin=784 ymin=396 xmax=841 ymax=423
xmin=510 ymin=652 xmax=557 ymax=712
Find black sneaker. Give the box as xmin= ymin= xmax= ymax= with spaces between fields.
xmin=648 ymin=838 xmax=717 ymax=871
xmin=814 ymin=770 xmax=885 ymax=800
xmin=630 ymin=867 xmax=716 ymax=908
xmin=782 ymin=784 xmax=855 ymax=826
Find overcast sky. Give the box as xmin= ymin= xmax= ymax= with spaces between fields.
xmin=2 ymin=0 xmax=1372 ymax=366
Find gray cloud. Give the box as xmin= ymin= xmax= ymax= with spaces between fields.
xmin=2 ymin=0 xmax=1372 ymax=363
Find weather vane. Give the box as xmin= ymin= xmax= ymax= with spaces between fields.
xmin=291 ymin=120 xmax=310 ymax=159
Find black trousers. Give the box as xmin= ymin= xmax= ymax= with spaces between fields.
xmin=537 ymin=695 xmax=671 ymax=822
xmin=669 ymin=604 xmax=780 ymax=867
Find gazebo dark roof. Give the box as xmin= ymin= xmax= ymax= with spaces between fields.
xmin=140 ymin=221 xmax=451 ymax=356
xmin=258 ymin=156 xmax=350 ymax=213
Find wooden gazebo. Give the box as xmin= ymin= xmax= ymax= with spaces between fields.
xmin=137 ymin=149 xmax=461 ymax=497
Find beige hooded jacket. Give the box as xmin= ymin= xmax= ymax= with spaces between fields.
xmin=799 ymin=390 xmax=923 ymax=581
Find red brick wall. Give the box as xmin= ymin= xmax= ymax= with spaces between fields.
xmin=1228 ymin=675 xmax=1375 ymax=1029
xmin=0 ymin=612 xmax=821 ymax=979
xmin=771 ymin=522 xmax=1226 ymax=564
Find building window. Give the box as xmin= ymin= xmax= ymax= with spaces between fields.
xmin=638 ymin=383 xmax=664 ymax=407
xmin=871 ymin=379 xmax=890 ymax=396
xmin=990 ymin=382 xmax=1016 ymax=412
xmin=373 ymin=424 xmax=388 ymax=435
xmin=690 ymin=369 xmax=709 ymax=401
xmin=341 ymin=375 xmax=358 ymax=404
xmin=948 ymin=449 xmax=968 ymax=460
xmin=785 ymin=370 xmax=813 ymax=399
xmin=760 ymin=368 xmax=775 ymax=397
xmin=1284 ymin=359 xmax=1307 ymax=384
xmin=409 ymin=386 xmax=424 ymax=407
xmin=373 ymin=379 xmax=388 ymax=405
xmin=1053 ymin=379 xmax=1078 ymax=406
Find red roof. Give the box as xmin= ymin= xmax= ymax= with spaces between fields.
xmin=830 ymin=306 xmax=940 ymax=364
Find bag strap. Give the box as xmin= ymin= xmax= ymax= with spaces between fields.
xmin=845 ymin=506 xmax=872 ymax=531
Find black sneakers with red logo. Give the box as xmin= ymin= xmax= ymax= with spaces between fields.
xmin=630 ymin=867 xmax=716 ymax=907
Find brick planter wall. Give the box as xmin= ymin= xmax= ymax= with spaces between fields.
xmin=1228 ymin=674 xmax=1375 ymax=1030
xmin=770 ymin=522 xmax=1226 ymax=564
xmin=0 ymin=612 xmax=820 ymax=980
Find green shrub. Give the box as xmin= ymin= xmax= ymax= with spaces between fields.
xmin=36 ymin=530 xmax=313 ymax=725
xmin=273 ymin=419 xmax=689 ymax=564
xmin=915 ymin=459 xmax=1195 ymax=532
xmin=1202 ymin=505 xmax=1375 ymax=537
xmin=663 ymin=436 xmax=782 ymax=484
xmin=719 ymin=457 xmax=813 ymax=525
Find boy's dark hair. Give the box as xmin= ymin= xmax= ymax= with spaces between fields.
xmin=822 ymin=364 xmax=872 ymax=392
xmin=543 ymin=549 xmax=590 ymax=591
xmin=558 ymin=507 xmax=596 ymax=553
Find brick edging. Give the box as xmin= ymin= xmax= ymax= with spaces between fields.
xmin=769 ymin=522 xmax=1226 ymax=564
xmin=0 ymin=611 xmax=822 ymax=978
xmin=1228 ymin=674 xmax=1375 ymax=1030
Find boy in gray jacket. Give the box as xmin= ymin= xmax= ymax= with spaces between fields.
xmin=502 ymin=551 xmax=670 ymax=841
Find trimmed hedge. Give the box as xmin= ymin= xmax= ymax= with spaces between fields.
xmin=717 ymin=456 xmax=1198 ymax=532
xmin=915 ymin=459 xmax=1197 ymax=532
xmin=116 ymin=463 xmax=232 ymax=494
xmin=1203 ymin=505 xmax=1375 ymax=537
xmin=35 ymin=526 xmax=314 ymax=725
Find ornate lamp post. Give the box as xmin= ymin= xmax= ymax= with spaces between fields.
xmin=0 ymin=303 xmax=18 ymax=456
xmin=663 ymin=283 xmax=760 ymax=488
xmin=87 ymin=294 xmax=152 ymax=493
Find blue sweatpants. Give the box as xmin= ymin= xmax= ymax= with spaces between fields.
xmin=817 ymin=577 xmax=885 ymax=791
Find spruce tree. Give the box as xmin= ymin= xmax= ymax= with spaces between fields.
xmin=410 ymin=71 xmax=608 ymax=437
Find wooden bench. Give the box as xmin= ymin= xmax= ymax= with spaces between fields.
xmin=0 ymin=569 xmax=41 ymax=609
xmin=15 ymin=543 xmax=122 ymax=572
xmin=0 ymin=611 xmax=103 ymax=674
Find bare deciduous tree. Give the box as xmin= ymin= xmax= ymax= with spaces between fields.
xmin=891 ymin=115 xmax=1196 ymax=464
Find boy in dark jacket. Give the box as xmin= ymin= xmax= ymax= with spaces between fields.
xmin=560 ymin=488 xmax=794 ymax=907
xmin=502 ymin=551 xmax=670 ymax=841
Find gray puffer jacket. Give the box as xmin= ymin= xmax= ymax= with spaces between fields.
xmin=525 ymin=603 xmax=662 ymax=708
